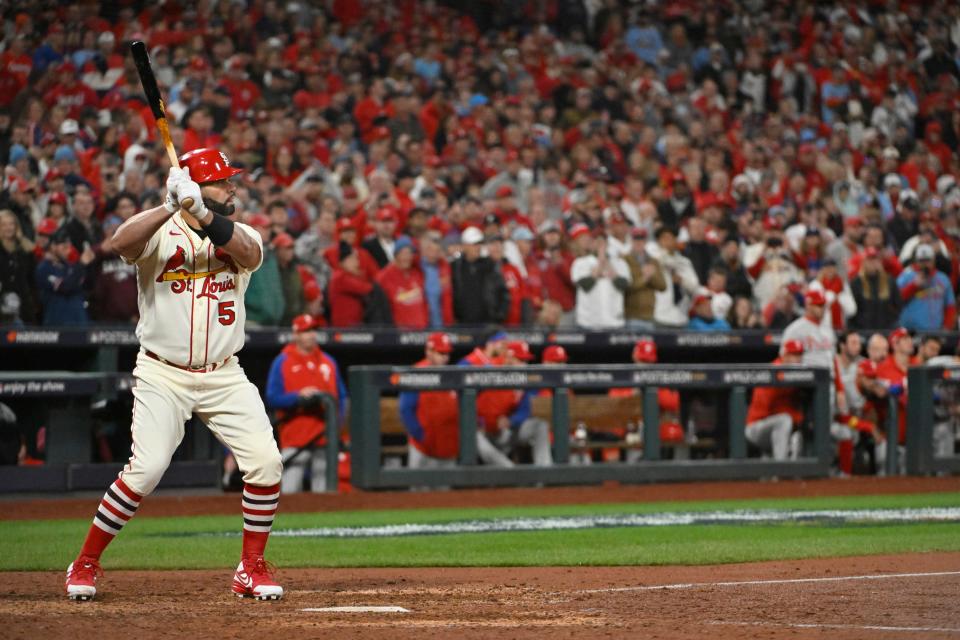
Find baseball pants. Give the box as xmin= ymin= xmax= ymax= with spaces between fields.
xmin=482 ymin=418 xmax=554 ymax=467
xmin=280 ymin=448 xmax=326 ymax=493
xmin=746 ymin=413 xmax=795 ymax=461
xmin=407 ymin=446 xmax=458 ymax=469
xmin=120 ymin=352 xmax=282 ymax=495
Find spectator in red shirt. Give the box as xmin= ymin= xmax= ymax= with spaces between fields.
xmin=376 ymin=236 xmax=428 ymax=329
xmin=745 ymin=339 xmax=806 ymax=461
xmin=327 ymin=241 xmax=373 ymax=327
xmin=43 ymin=63 xmax=99 ymax=120
xmin=535 ymin=221 xmax=575 ymax=326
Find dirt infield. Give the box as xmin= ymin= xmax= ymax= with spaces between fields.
xmin=4 ymin=475 xmax=959 ymax=521
xmin=5 ymin=553 xmax=960 ymax=639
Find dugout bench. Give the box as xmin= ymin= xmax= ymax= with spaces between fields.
xmin=349 ymin=364 xmax=834 ymax=490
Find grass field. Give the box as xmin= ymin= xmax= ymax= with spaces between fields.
xmin=4 ymin=492 xmax=960 ymax=572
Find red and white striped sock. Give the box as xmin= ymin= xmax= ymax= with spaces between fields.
xmin=241 ymin=483 xmax=279 ymax=559
xmin=79 ymin=477 xmax=142 ymax=560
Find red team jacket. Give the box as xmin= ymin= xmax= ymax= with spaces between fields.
xmin=376 ymin=263 xmax=429 ymax=328
xmin=746 ymin=358 xmax=805 ymax=425
xmin=875 ymin=354 xmax=917 ymax=444
xmin=400 ymin=359 xmax=460 ymax=459
xmin=266 ymin=344 xmax=345 ymax=449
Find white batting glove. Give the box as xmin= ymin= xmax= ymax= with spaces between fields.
xmin=175 ymin=168 xmax=206 ymax=217
xmin=163 ymin=167 xmax=186 ymax=213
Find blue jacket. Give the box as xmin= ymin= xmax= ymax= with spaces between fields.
xmin=35 ymin=258 xmax=88 ymax=326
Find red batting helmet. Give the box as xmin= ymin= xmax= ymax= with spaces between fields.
xmin=542 ymin=345 xmax=568 ymax=364
xmin=178 ymin=148 xmax=243 ymax=184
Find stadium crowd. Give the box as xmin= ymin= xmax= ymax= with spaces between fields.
xmin=0 ymin=0 xmax=958 ymax=335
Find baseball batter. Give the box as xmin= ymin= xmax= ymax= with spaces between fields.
xmin=65 ymin=148 xmax=284 ymax=602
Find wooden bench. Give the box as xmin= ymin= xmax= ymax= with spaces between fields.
xmin=375 ymin=394 xmax=716 ymax=461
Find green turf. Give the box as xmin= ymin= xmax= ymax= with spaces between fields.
xmin=4 ymin=492 xmax=960 ymax=571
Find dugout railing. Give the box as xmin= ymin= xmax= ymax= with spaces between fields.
xmin=348 ymin=364 xmax=834 ymax=490
xmin=906 ymin=365 xmax=960 ymax=476
xmin=0 ymin=371 xmax=341 ymax=492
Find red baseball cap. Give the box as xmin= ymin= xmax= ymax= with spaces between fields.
xmin=542 ymin=345 xmax=568 ymax=364
xmin=781 ymin=339 xmax=805 ymax=356
xmin=48 ymin=192 xmax=67 ymax=205
xmin=632 ymin=339 xmax=657 ymax=363
xmin=844 ymin=216 xmax=863 ymax=228
xmin=426 ymin=332 xmax=453 ymax=354
xmin=804 ymin=289 xmax=827 ymax=306
xmin=495 ymin=185 xmax=514 ymax=198
xmin=569 ymin=223 xmax=591 ymax=241
xmin=669 ymin=170 xmax=686 ymax=185
xmin=36 ymin=218 xmax=60 ymax=236
xmin=336 ymin=217 xmax=356 ymax=232
xmin=375 ymin=207 xmax=398 ymax=222
xmin=857 ymin=359 xmax=878 ymax=378
xmin=507 ymin=340 xmax=533 ymax=361
xmin=763 ymin=217 xmax=783 ymax=231
xmin=291 ymin=314 xmax=317 ymax=332
xmin=272 ymin=232 xmax=294 ymax=249
xmin=248 ymin=213 xmax=270 ymax=228
xmin=888 ymin=327 xmax=910 ymax=346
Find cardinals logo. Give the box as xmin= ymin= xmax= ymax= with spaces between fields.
xmin=157 ymin=246 xmax=191 ymax=293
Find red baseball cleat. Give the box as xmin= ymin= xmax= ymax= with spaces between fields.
xmin=65 ymin=556 xmax=102 ymax=601
xmin=232 ymin=556 xmax=283 ymax=600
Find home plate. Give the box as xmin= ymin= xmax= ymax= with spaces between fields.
xmin=301 ymin=606 xmax=410 ymax=613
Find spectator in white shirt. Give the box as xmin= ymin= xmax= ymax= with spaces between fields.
xmin=570 ymin=233 xmax=631 ymax=329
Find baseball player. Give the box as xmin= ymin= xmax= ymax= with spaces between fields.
xmin=65 ymin=149 xmax=284 ymax=602
xmin=745 ymin=339 xmax=806 ymax=460
xmin=266 ymin=313 xmax=346 ymax=493
xmin=399 ymin=332 xmax=460 ymax=469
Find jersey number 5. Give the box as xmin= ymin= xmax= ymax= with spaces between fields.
xmin=217 ymin=301 xmax=236 ymax=325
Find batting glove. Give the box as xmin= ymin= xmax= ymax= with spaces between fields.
xmin=163 ymin=167 xmax=186 ymax=213
xmin=176 ymin=168 xmax=207 ymax=217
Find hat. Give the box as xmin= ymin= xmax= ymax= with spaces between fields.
xmin=631 ymin=227 xmax=649 ymax=239
xmin=762 ymin=217 xmax=783 ymax=231
xmin=461 ymin=226 xmax=484 ymax=245
xmin=804 ymin=289 xmax=826 ymax=306
xmin=506 ymin=340 xmax=533 ymax=361
xmin=291 ymin=314 xmax=317 ymax=332
xmin=606 ymin=212 xmax=628 ymax=225
xmin=375 ymin=207 xmax=398 ymax=222
xmin=669 ymin=170 xmax=686 ymax=185
xmin=542 ymin=345 xmax=568 ymax=364
xmin=50 ymin=228 xmax=71 ymax=244
xmin=426 ymin=332 xmax=453 ymax=354
xmin=864 ymin=246 xmax=880 ymax=259
xmin=394 ymin=235 xmax=415 ymax=254
xmin=632 ymin=339 xmax=657 ymax=363
xmin=883 ymin=173 xmax=902 ymax=188
xmin=336 ymin=217 xmax=356 ymax=232
xmin=857 ymin=359 xmax=878 ymax=378
xmin=53 ymin=145 xmax=77 ymax=163
xmin=844 ymin=216 xmax=863 ymax=228
xmin=888 ymin=327 xmax=910 ymax=346
xmin=915 ymin=244 xmax=935 ymax=261
xmin=36 ymin=218 xmax=59 ymax=236
xmin=882 ymin=146 xmax=901 ymax=160
xmin=732 ymin=174 xmax=754 ymax=191
xmin=248 ymin=213 xmax=271 ymax=228
xmin=538 ymin=220 xmax=560 ymax=235
xmin=485 ymin=329 xmax=508 ymax=345
xmin=8 ymin=143 xmax=27 ymax=164
xmin=272 ymin=232 xmax=294 ymax=249
xmin=569 ymin=223 xmax=591 ymax=240
xmin=511 ymin=226 xmax=534 ymax=242
xmin=97 ymin=31 xmax=115 ymax=45
xmin=781 ymin=339 xmax=805 ymax=356
xmin=103 ymin=214 xmax=123 ymax=229
xmin=690 ymin=293 xmax=712 ymax=317
xmin=48 ymin=192 xmax=67 ymax=205
xmin=495 ymin=185 xmax=514 ymax=198
xmin=59 ymin=119 xmax=79 ymax=136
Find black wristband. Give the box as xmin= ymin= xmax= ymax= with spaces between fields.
xmin=201 ymin=213 xmax=235 ymax=246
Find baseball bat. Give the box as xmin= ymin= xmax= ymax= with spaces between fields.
xmin=130 ymin=41 xmax=196 ymax=222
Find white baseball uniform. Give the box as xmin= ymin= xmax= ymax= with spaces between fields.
xmin=117 ymin=212 xmax=282 ymax=495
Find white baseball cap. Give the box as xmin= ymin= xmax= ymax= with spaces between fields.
xmin=915 ymin=244 xmax=935 ymax=261
xmin=59 ymin=119 xmax=79 ymax=136
xmin=461 ymin=227 xmax=484 ymax=245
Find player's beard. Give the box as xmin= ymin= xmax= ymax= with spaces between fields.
xmin=203 ymin=195 xmax=237 ymax=217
